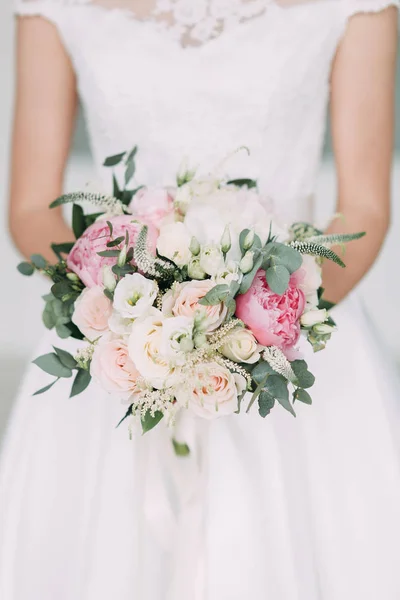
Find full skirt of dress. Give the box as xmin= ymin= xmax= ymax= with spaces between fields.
xmin=1 ymin=292 xmax=400 ymax=600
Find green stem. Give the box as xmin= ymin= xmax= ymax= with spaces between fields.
xmin=246 ymin=374 xmax=269 ymax=414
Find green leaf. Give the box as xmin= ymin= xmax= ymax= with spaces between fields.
xmin=251 ymin=361 xmax=276 ymax=385
xmin=97 ymin=250 xmax=121 ymax=258
xmin=172 ymin=439 xmax=191 ymax=457
xmin=266 ymin=265 xmax=290 ymax=295
xmin=125 ymin=160 xmax=136 ymax=186
xmin=121 ymin=189 xmax=135 ymax=206
xmin=103 ymin=151 xmax=126 ymax=167
xmin=141 ymin=410 xmax=164 ymax=434
xmin=239 ymin=229 xmax=262 ymax=254
xmin=291 ymin=360 xmax=315 ymax=389
xmin=126 ymin=145 xmax=138 ymax=164
xmin=70 ymin=369 xmax=91 ymax=397
xmin=116 ymin=404 xmax=133 ymax=428
xmin=107 ymin=236 xmax=125 ymax=247
xmin=56 ymin=324 xmax=73 ymax=339
xmin=198 ymin=284 xmax=230 ymax=306
xmin=227 ymin=178 xmax=257 ymax=189
xmin=113 ymin=174 xmax=121 ymax=199
xmin=104 ymin=289 xmax=114 ymax=301
xmin=319 ymin=298 xmax=336 ymax=311
xmin=42 ymin=306 xmax=56 ymax=330
xmin=53 ymin=346 xmax=78 ymax=369
xmin=33 ymin=353 xmax=73 ymax=378
xmin=225 ymin=298 xmax=237 ymax=321
xmin=84 ymin=213 xmax=104 ymax=228
xmin=51 ymin=242 xmax=74 ymax=260
xmin=72 ymin=204 xmax=86 ymax=239
xmin=33 ymin=378 xmax=60 ymax=396
xmin=65 ymin=321 xmax=85 ymax=341
xmin=17 ymin=262 xmax=34 ymax=276
xmin=265 ymin=242 xmax=303 ymax=274
xmin=51 ymin=281 xmax=71 ymax=299
xmin=30 ymin=254 xmax=47 ymax=269
xmin=258 ymin=390 xmax=276 ymax=418
xmin=264 ymin=374 xmax=289 ymax=402
xmin=276 ymin=395 xmax=296 ymax=417
xmin=293 ymin=389 xmax=312 ymax=405
xmin=239 ymin=253 xmax=263 ymax=295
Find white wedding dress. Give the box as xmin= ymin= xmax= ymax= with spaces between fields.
xmin=1 ymin=0 xmax=400 ymax=598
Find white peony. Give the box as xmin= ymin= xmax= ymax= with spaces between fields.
xmin=161 ymin=316 xmax=194 ymax=366
xmin=220 ymin=327 xmax=262 ymax=364
xmin=157 ymin=222 xmax=192 ymax=267
xmin=199 ymin=244 xmax=225 ymax=277
xmin=113 ymin=273 xmax=158 ymax=319
xmin=128 ymin=310 xmax=179 ymax=389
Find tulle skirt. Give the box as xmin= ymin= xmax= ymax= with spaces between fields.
xmin=1 ymin=293 xmax=400 ymax=600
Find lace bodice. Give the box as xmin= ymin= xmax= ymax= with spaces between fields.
xmin=14 ymin=0 xmax=399 ymax=221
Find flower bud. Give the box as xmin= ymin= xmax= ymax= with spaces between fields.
xmin=243 ymin=229 xmax=255 ymax=251
xmin=313 ymin=323 xmax=335 ymax=335
xmin=176 ymin=157 xmax=197 ymax=187
xmin=200 ymin=244 xmax=225 ymax=277
xmin=187 ymin=256 xmax=207 ymax=280
xmin=220 ymin=225 xmax=231 ymax=254
xmin=102 ymin=265 xmax=117 ymax=292
xmin=117 ymin=246 xmax=128 ymax=267
xmin=179 ymin=337 xmax=195 ymax=354
xmin=300 ymin=309 xmax=328 ymax=328
xmin=239 ymin=251 xmax=254 ymax=274
xmin=189 ymin=236 xmax=201 ymax=256
xmin=194 ymin=333 xmax=208 ymax=349
xmin=66 ymin=272 xmax=80 ymax=282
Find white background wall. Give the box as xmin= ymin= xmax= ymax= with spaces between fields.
xmin=0 ymin=2 xmax=399 ymax=438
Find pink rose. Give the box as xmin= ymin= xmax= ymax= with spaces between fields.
xmin=72 ymin=286 xmax=113 ymax=341
xmin=235 ymin=269 xmax=305 ymax=354
xmin=164 ymin=280 xmax=228 ymax=333
xmin=67 ymin=215 xmax=158 ymax=288
xmin=91 ymin=335 xmax=142 ymax=401
xmin=129 ymin=187 xmax=174 ymax=230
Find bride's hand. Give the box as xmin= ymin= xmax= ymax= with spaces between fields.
xmin=9 ymin=16 xmax=76 ymax=262
xmin=322 ymin=6 xmax=398 ymax=304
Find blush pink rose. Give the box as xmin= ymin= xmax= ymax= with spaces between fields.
xmin=235 ymin=269 xmax=305 ymax=354
xmin=91 ymin=335 xmax=142 ymax=402
xmin=67 ymin=215 xmax=158 ymax=288
xmin=129 ymin=187 xmax=175 ymax=230
xmin=72 ymin=286 xmax=113 ymax=341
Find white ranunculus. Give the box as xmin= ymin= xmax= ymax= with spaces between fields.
xmin=300 ymin=309 xmax=328 ymax=328
xmin=128 ymin=311 xmax=179 ymax=389
xmin=113 ymin=273 xmax=158 ymax=319
xmin=161 ymin=316 xmax=194 ymax=366
xmin=220 ymin=327 xmax=261 ymax=364
xmin=157 ymin=222 xmax=192 ymax=267
xmin=199 ymin=244 xmax=225 ymax=277
xmin=214 ymin=260 xmax=242 ymax=285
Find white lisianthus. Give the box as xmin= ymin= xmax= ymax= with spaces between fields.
xmin=161 ymin=316 xmax=194 ymax=366
xmin=199 ymin=244 xmax=225 ymax=277
xmin=129 ymin=311 xmax=179 ymax=389
xmin=108 ymin=311 xmax=134 ymax=336
xmin=214 ymin=260 xmax=242 ymax=286
xmin=157 ymin=222 xmax=192 ymax=267
xmin=220 ymin=327 xmax=262 ymax=364
xmin=113 ymin=273 xmax=158 ymax=319
xmin=300 ymin=309 xmax=328 ymax=328
xmin=187 ymin=256 xmax=207 ymax=280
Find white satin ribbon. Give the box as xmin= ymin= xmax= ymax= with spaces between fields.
xmin=143 ymin=411 xmax=209 ymax=599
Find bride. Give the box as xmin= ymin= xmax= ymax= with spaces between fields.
xmin=1 ymin=1 xmax=400 ymax=598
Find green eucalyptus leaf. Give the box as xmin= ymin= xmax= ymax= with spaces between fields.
xmin=72 ymin=204 xmax=86 ymax=239
xmin=51 ymin=281 xmax=71 ymax=299
xmin=56 ymin=324 xmax=72 ymax=339
xmin=33 ymin=353 xmax=73 ymax=378
xmin=276 ymin=395 xmax=297 ymax=417
xmin=266 ymin=265 xmax=290 ymax=295
xmin=141 ymin=410 xmax=164 ymax=434
xmin=51 ymin=242 xmax=75 ymax=260
xmin=251 ymin=361 xmax=276 ymax=385
xmin=264 ymin=374 xmax=289 ymax=402
xmin=42 ymin=306 xmax=56 ymax=330
xmin=198 ymin=284 xmax=230 ymax=306
xmin=17 ymin=262 xmax=34 ymax=276
xmin=70 ymin=369 xmax=92 ymax=397
xmin=266 ymin=242 xmax=303 ymax=274
xmin=258 ymin=390 xmax=276 ymax=418
xmin=293 ymin=389 xmax=312 ymax=405
xmin=30 ymin=254 xmax=47 ymax=269
xmin=53 ymin=346 xmax=78 ymax=370
xmin=291 ymin=360 xmax=315 ymax=389
xmin=239 ymin=254 xmax=263 ymax=295
xmin=103 ymin=151 xmax=126 ymax=167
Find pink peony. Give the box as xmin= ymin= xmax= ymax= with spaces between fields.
xmin=235 ymin=269 xmax=305 ymax=354
xmin=67 ymin=215 xmax=158 ymax=288
xmin=129 ymin=187 xmax=175 ymax=230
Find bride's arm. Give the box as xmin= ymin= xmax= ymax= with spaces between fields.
xmin=9 ymin=17 xmax=77 ymax=262
xmin=322 ymin=6 xmax=398 ymax=304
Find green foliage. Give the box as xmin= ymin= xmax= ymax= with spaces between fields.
xmin=264 ymin=242 xmax=303 ymax=274
xmin=56 ymin=324 xmax=73 ymax=339
xmin=141 ymin=410 xmax=164 ymax=434
xmin=33 ymin=353 xmax=73 ymax=378
xmin=258 ymin=391 xmax=275 ymax=417
xmin=227 ymin=178 xmax=257 ymax=189
xmin=172 ymin=439 xmax=191 ymax=457
xmin=33 ymin=379 xmax=59 ymax=396
xmin=291 ymin=360 xmax=315 ymax=389
xmin=265 ymin=264 xmax=290 ymax=295
xmin=251 ymin=361 xmax=276 ymax=385
xmin=290 ymin=222 xmax=323 ymax=241
xmin=17 ymin=262 xmax=34 ymax=276
xmin=53 ymin=346 xmax=78 ymax=370
xmin=239 ymin=229 xmax=262 ymax=255
xmin=51 ymin=242 xmax=75 ymax=260
xmin=103 ymin=151 xmax=126 ymax=167
xmin=198 ymin=284 xmax=230 ymax=306
xmin=70 ymin=369 xmax=92 ymax=397
xmin=72 ymin=204 xmax=86 ymax=239
xmin=116 ymin=405 xmax=133 ymax=428
xmin=290 ymin=241 xmax=345 ymax=268
xmin=239 ymin=253 xmax=263 ymax=294
xmin=30 ymin=254 xmax=47 ymax=269
xmin=293 ymin=389 xmax=312 ymax=405
xmin=308 ymin=232 xmax=365 ymax=246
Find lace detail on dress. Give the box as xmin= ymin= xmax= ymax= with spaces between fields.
xmin=14 ymin=0 xmax=314 ymax=46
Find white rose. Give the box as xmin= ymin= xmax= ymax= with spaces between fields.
xmin=113 ymin=273 xmax=158 ymax=319
xmin=220 ymin=327 xmax=261 ymax=364
xmin=214 ymin=260 xmax=242 ymax=285
xmin=128 ymin=311 xmax=179 ymax=389
xmin=161 ymin=316 xmax=194 ymax=366
xmin=157 ymin=222 xmax=192 ymax=267
xmin=300 ymin=309 xmax=328 ymax=328
xmin=199 ymin=244 xmax=225 ymax=277
xmin=72 ymin=286 xmax=112 ymax=342
xmin=175 ymin=361 xmax=243 ymax=419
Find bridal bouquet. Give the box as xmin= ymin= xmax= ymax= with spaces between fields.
xmin=18 ymin=147 xmax=363 ymax=449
